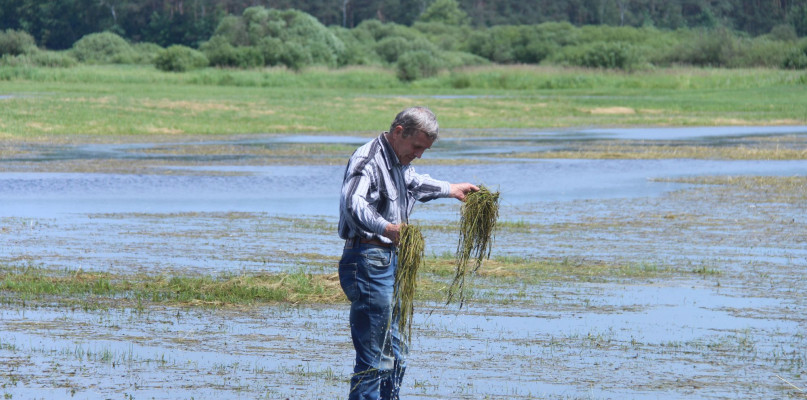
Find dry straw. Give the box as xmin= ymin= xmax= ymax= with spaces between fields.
xmin=448 ymin=185 xmax=500 ymax=307
xmin=394 ymin=223 xmax=425 ymax=344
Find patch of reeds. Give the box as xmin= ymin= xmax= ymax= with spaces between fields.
xmin=448 ymin=185 xmax=500 ymax=307
xmin=394 ymin=223 xmax=425 ymax=344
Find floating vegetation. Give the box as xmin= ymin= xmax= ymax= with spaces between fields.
xmin=394 ymin=224 xmax=425 ymax=344
xmin=448 ymin=185 xmax=500 ymax=307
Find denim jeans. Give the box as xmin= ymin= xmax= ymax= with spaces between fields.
xmin=339 ymin=241 xmax=407 ymax=400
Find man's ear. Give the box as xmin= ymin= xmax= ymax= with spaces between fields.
xmin=392 ymin=125 xmax=405 ymax=137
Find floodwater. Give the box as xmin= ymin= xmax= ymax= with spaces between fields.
xmin=1 ymin=126 xmax=806 ymax=399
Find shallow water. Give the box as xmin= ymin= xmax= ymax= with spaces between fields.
xmin=1 ymin=126 xmax=806 ymax=399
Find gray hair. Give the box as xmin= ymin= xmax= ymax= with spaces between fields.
xmin=389 ymin=106 xmax=439 ymax=140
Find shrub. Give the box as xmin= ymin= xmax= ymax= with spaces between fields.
xmin=329 ymin=26 xmax=381 ymax=66
xmin=72 ymin=32 xmax=136 ymax=64
xmin=212 ymin=7 xmax=344 ymax=69
xmin=1 ymin=51 xmax=78 ymax=68
xmin=154 ymin=45 xmax=208 ymax=72
xmin=257 ymin=37 xmax=285 ymax=66
xmin=768 ymin=24 xmax=798 ymax=42
xmin=201 ymin=36 xmax=239 ymax=67
xmin=0 ymin=29 xmax=37 ymax=56
xmin=553 ymin=42 xmax=639 ymax=70
xmin=375 ymin=36 xmax=439 ymax=64
xmin=396 ymin=50 xmax=443 ymax=81
xmin=667 ymin=28 xmax=739 ymax=67
xmin=279 ymin=41 xmax=311 ymax=71
xmin=233 ymin=46 xmax=264 ymax=68
xmin=782 ymin=41 xmax=807 ymax=69
xmin=731 ymin=37 xmax=791 ymax=68
xmin=440 ymin=51 xmax=490 ymax=69
xmin=131 ymin=42 xmax=164 ymax=64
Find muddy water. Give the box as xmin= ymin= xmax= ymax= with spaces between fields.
xmin=1 ymin=126 xmax=806 ymax=399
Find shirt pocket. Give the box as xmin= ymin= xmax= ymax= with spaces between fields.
xmin=379 ymin=169 xmax=399 ymax=201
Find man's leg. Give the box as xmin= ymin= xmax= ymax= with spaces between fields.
xmin=339 ymin=245 xmax=397 ymax=400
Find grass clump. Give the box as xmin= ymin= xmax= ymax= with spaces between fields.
xmin=394 ymin=223 xmax=425 ymax=344
xmin=448 ymin=185 xmax=500 ymax=306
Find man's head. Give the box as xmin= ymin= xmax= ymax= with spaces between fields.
xmin=386 ymin=107 xmax=439 ymax=165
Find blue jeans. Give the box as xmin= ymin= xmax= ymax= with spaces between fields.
xmin=339 ymin=240 xmax=407 ymax=400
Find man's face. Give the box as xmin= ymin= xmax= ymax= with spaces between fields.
xmin=390 ymin=127 xmax=434 ymax=165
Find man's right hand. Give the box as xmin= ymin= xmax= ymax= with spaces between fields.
xmin=383 ymin=223 xmax=401 ymax=245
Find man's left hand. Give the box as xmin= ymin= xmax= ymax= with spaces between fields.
xmin=449 ymin=183 xmax=480 ymax=201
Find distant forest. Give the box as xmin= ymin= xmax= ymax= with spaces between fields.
xmin=1 ymin=0 xmax=806 ymax=50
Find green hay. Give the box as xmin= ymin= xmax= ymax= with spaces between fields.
xmin=394 ymin=223 xmax=425 ymax=344
xmin=448 ymin=185 xmax=500 ymax=307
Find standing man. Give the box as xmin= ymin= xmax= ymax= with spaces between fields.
xmin=338 ymin=106 xmax=478 ymax=399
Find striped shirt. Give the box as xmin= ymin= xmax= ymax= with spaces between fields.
xmin=338 ymin=133 xmax=450 ymax=244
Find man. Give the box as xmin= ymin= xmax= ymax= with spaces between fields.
xmin=338 ymin=106 xmax=478 ymax=399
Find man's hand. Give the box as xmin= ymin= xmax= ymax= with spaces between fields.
xmin=449 ymin=183 xmax=480 ymax=202
xmin=383 ymin=223 xmax=402 ymax=245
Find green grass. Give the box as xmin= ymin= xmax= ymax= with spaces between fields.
xmin=0 ymin=264 xmax=344 ymax=307
xmin=0 ymin=254 xmax=685 ymax=308
xmin=0 ymin=64 xmax=805 ymax=138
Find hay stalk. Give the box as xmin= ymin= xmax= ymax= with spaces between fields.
xmin=394 ymin=223 xmax=424 ymax=344
xmin=448 ymin=185 xmax=500 ymax=307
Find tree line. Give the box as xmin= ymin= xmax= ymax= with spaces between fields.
xmin=2 ymin=1 xmax=807 ymax=80
xmin=1 ymin=0 xmax=806 ymax=50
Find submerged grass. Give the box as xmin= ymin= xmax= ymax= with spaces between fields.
xmin=448 ymin=186 xmax=500 ymax=307
xmin=509 ymin=136 xmax=807 ymax=160
xmin=395 ymin=224 xmax=425 ymax=344
xmin=0 ymin=264 xmax=343 ymax=307
xmin=0 ymin=254 xmax=688 ymax=308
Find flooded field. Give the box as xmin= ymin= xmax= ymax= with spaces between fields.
xmin=1 ymin=127 xmax=806 ymax=399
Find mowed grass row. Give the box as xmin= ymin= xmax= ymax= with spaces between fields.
xmin=0 ymin=65 xmax=805 ymax=138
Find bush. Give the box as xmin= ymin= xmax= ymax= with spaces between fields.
xmin=375 ymin=36 xmax=439 ymax=64
xmin=768 ymin=24 xmax=798 ymax=42
xmin=329 ymin=26 xmax=382 ymax=66
xmin=131 ymin=42 xmax=164 ymax=64
xmin=0 ymin=29 xmax=37 ymax=56
xmin=72 ymin=32 xmax=136 ymax=64
xmin=212 ymin=7 xmax=344 ymax=69
xmin=396 ymin=50 xmax=443 ymax=81
xmin=279 ymin=41 xmax=311 ymax=71
xmin=553 ymin=42 xmax=639 ymax=70
xmin=782 ymin=41 xmax=807 ymax=69
xmin=731 ymin=37 xmax=791 ymax=68
xmin=154 ymin=45 xmax=208 ymax=72
xmin=666 ymin=28 xmax=739 ymax=67
xmin=201 ymin=36 xmax=239 ymax=67
xmin=0 ymin=50 xmax=77 ymax=68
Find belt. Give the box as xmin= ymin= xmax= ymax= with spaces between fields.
xmin=345 ymin=237 xmax=392 ymax=248
xmin=360 ymin=238 xmax=392 ymax=248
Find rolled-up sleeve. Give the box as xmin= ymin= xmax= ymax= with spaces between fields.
xmin=406 ymin=167 xmax=451 ymax=202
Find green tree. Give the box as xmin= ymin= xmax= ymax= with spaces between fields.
xmin=418 ymin=0 xmax=469 ymax=26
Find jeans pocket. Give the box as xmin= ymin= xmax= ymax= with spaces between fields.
xmin=363 ymin=248 xmax=392 ymax=279
xmin=338 ymin=262 xmax=360 ymax=302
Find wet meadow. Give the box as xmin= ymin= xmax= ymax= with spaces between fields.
xmin=1 ymin=65 xmax=806 ymax=399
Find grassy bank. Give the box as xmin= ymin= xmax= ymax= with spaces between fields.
xmin=1 ymin=65 xmax=805 ymax=138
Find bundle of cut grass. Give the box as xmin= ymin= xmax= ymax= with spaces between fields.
xmin=448 ymin=185 xmax=500 ymax=307
xmin=394 ymin=223 xmax=425 ymax=344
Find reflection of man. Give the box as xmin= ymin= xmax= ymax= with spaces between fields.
xmin=338 ymin=106 xmax=478 ymax=399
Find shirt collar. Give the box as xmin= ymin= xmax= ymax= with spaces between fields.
xmin=379 ymin=132 xmax=401 ymax=170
